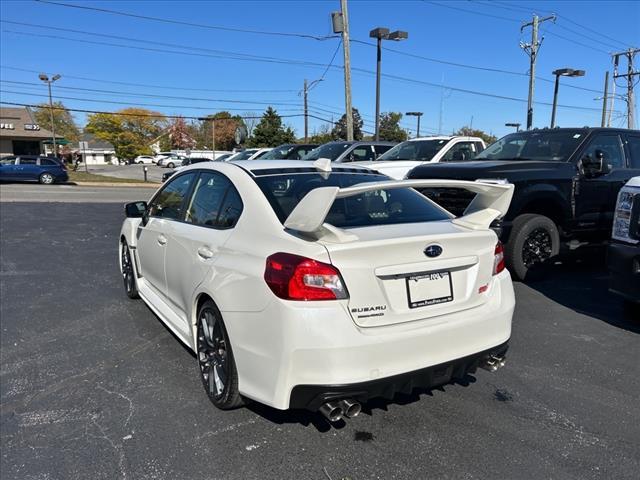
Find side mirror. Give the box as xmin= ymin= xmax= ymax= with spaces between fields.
xmin=125 ymin=201 xmax=147 ymax=218
xmin=581 ymin=150 xmax=605 ymax=176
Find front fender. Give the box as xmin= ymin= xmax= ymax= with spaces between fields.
xmin=508 ymin=183 xmax=571 ymax=220
xmin=120 ymin=217 xmax=143 ymax=247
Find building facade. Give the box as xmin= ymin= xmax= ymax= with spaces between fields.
xmin=0 ymin=107 xmax=60 ymax=157
xmin=76 ymin=133 xmax=118 ymax=165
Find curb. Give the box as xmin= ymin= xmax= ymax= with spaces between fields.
xmin=67 ymin=182 xmax=160 ymax=188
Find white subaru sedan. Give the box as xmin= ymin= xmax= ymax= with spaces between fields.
xmin=119 ymin=160 xmax=515 ymax=422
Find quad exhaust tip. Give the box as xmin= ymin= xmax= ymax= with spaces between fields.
xmin=319 ymin=399 xmax=362 ymax=422
xmin=480 ymin=354 xmax=506 ymax=372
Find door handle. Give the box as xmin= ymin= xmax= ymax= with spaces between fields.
xmin=157 ymin=234 xmax=167 ymax=246
xmin=197 ymin=246 xmax=214 ymax=260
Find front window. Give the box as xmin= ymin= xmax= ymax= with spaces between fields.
xmin=475 ymin=130 xmax=585 ymax=161
xmin=261 ymin=146 xmax=294 ymax=160
xmin=231 ymin=150 xmax=257 ymax=161
xmin=302 ymin=142 xmax=352 ymax=161
xmin=0 ymin=156 xmax=16 ymax=165
xmin=253 ymin=171 xmax=450 ymax=228
xmin=377 ymin=139 xmax=450 ymax=162
xmin=148 ymin=172 xmax=197 ymax=220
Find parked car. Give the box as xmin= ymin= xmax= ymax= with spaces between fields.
xmin=215 ymin=153 xmax=233 ymax=162
xmin=158 ymin=155 xmax=186 ymax=169
xmin=260 ymin=144 xmax=319 ymax=160
xmin=302 ymin=141 xmax=395 ymax=163
xmin=352 ymin=136 xmax=486 ymax=180
xmin=133 ymin=155 xmax=156 ymax=164
xmin=608 ymin=176 xmax=640 ymax=315
xmin=153 ymin=152 xmax=172 ymax=164
xmin=161 ymin=157 xmax=212 ymax=182
xmin=227 ymin=148 xmax=273 ymax=161
xmin=119 ymin=159 xmax=515 ymax=420
xmin=407 ymin=127 xmax=640 ymax=281
xmin=0 ymin=155 xmax=68 ymax=184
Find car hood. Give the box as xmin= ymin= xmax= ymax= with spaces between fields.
xmin=407 ymin=160 xmax=577 ymax=181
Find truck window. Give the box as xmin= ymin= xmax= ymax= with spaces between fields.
xmin=583 ymin=134 xmax=625 ymax=170
xmin=441 ymin=142 xmax=475 ymax=162
xmin=627 ymin=135 xmax=640 ymax=168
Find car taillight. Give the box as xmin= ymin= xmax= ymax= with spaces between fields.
xmin=264 ymin=252 xmax=348 ymax=301
xmin=493 ymin=241 xmax=505 ymax=275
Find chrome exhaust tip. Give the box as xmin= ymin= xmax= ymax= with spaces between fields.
xmin=339 ymin=399 xmax=361 ymax=418
xmin=319 ymin=402 xmax=344 ymax=422
xmin=480 ymin=355 xmax=506 ymax=372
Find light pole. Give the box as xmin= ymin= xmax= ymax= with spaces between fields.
xmin=550 ymin=68 xmax=585 ymax=128
xmin=370 ymin=27 xmax=408 ymax=140
xmin=405 ymin=111 xmax=423 ymax=137
xmin=38 ymin=73 xmax=61 ymax=157
xmin=505 ymin=122 xmax=521 ymax=132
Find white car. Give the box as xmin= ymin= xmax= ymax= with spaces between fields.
xmin=133 ymin=155 xmax=156 ymax=164
xmin=158 ymin=155 xmax=185 ymax=169
xmin=352 ymin=136 xmax=486 ymax=180
xmin=119 ymin=160 xmax=515 ymax=421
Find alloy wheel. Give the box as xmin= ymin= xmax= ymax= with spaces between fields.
xmin=40 ymin=173 xmax=54 ymax=184
xmin=522 ymin=227 xmax=553 ymax=268
xmin=198 ymin=309 xmax=228 ymax=399
xmin=121 ymin=243 xmax=135 ymax=294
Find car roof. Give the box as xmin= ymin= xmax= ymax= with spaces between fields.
xmin=513 ymin=127 xmax=639 ymax=134
xmin=228 ymin=159 xmax=379 ymax=174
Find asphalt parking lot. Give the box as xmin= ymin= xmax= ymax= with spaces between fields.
xmin=1 ymin=185 xmax=639 ymax=480
xmin=89 ymin=164 xmax=167 ymax=183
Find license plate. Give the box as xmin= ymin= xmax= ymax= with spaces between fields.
xmin=406 ymin=271 xmax=453 ymax=308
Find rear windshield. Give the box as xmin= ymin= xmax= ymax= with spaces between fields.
xmin=302 ymin=143 xmax=351 ymax=161
xmin=253 ymin=172 xmax=450 ymax=228
xmin=378 ymin=139 xmax=449 ymax=161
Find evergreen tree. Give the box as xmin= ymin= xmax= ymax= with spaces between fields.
xmin=249 ymin=107 xmax=295 ymax=147
xmin=331 ymin=108 xmax=364 ymax=141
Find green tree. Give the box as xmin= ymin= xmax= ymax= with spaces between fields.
xmin=85 ymin=108 xmax=166 ymax=160
xmin=309 ymin=123 xmax=333 ymax=144
xmin=331 ymin=108 xmax=364 ymax=141
xmin=32 ymin=102 xmax=80 ymax=143
xmin=248 ymin=107 xmax=295 ymax=147
xmin=454 ymin=126 xmax=497 ymax=146
xmin=378 ymin=112 xmax=408 ymax=142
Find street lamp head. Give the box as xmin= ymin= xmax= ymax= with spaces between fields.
xmin=388 ymin=30 xmax=408 ymax=41
xmin=553 ymin=68 xmax=585 ymax=77
xmin=369 ymin=27 xmax=390 ymax=39
xmin=38 ymin=73 xmax=49 ymax=82
xmin=405 ymin=111 xmax=423 ymax=117
xmin=51 ymin=74 xmax=61 ymax=82
xmin=505 ymin=123 xmax=521 ymax=127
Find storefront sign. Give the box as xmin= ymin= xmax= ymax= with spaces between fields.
xmin=24 ymin=124 xmax=40 ymax=131
xmin=0 ymin=123 xmax=15 ymax=130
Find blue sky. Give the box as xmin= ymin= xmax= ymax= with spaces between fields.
xmin=1 ymin=0 xmax=638 ymax=139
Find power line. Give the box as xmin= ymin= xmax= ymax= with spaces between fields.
xmin=34 ymin=0 xmax=338 ymax=41
xmin=0 ymin=79 xmax=304 ymax=106
xmin=0 ymin=65 xmax=298 ymax=93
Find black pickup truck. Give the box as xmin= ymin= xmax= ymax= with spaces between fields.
xmin=408 ymin=128 xmax=640 ymax=280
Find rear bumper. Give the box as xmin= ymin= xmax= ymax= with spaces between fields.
xmin=608 ymin=241 xmax=640 ymax=303
xmin=290 ymin=340 xmax=509 ymax=410
xmin=223 ymin=270 xmax=514 ymax=410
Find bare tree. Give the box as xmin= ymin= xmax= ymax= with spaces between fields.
xmin=243 ymin=111 xmax=259 ymax=137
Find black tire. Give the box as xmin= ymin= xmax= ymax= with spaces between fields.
xmin=505 ymin=214 xmax=560 ymax=281
xmin=39 ymin=172 xmax=55 ymax=185
xmin=167 ymin=162 xmax=175 ymax=169
xmin=121 ymin=240 xmax=139 ymax=299
xmin=197 ymin=300 xmax=243 ymax=410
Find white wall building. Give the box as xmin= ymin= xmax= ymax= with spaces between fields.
xmin=76 ymin=133 xmax=118 ymax=165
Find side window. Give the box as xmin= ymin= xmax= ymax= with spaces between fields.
xmin=0 ymin=156 xmax=16 ymax=165
xmin=441 ymin=142 xmax=475 ymax=162
xmin=217 ymin=185 xmax=243 ymax=228
xmin=19 ymin=157 xmax=37 ymax=165
xmin=350 ymin=146 xmax=374 ymax=162
xmin=475 ymin=142 xmax=486 ymax=153
xmin=582 ymin=134 xmax=625 ymax=170
xmin=40 ymin=158 xmax=57 ymax=166
xmin=148 ymin=172 xmax=196 ymax=220
xmin=185 ymin=172 xmax=242 ymax=228
xmin=627 ymin=135 xmax=640 ymax=168
xmin=373 ymin=145 xmax=392 ymax=157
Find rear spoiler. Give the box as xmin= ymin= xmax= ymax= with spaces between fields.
xmin=283 ymin=179 xmax=514 ymax=236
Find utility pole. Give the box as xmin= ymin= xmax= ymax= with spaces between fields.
xmin=303 ymin=79 xmax=309 ymax=142
xmin=332 ymin=1 xmax=353 ymax=140
xmin=38 ymin=73 xmax=61 ymax=157
xmin=601 ymin=71 xmax=609 ymax=127
xmin=612 ymin=48 xmax=639 ymax=129
xmin=520 ymin=14 xmax=556 ymax=130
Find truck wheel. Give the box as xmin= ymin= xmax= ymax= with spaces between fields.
xmin=505 ymin=214 xmax=559 ymax=281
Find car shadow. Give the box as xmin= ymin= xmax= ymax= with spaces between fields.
xmin=524 ymin=256 xmax=640 ymax=334
xmin=246 ymin=375 xmax=477 ymax=431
